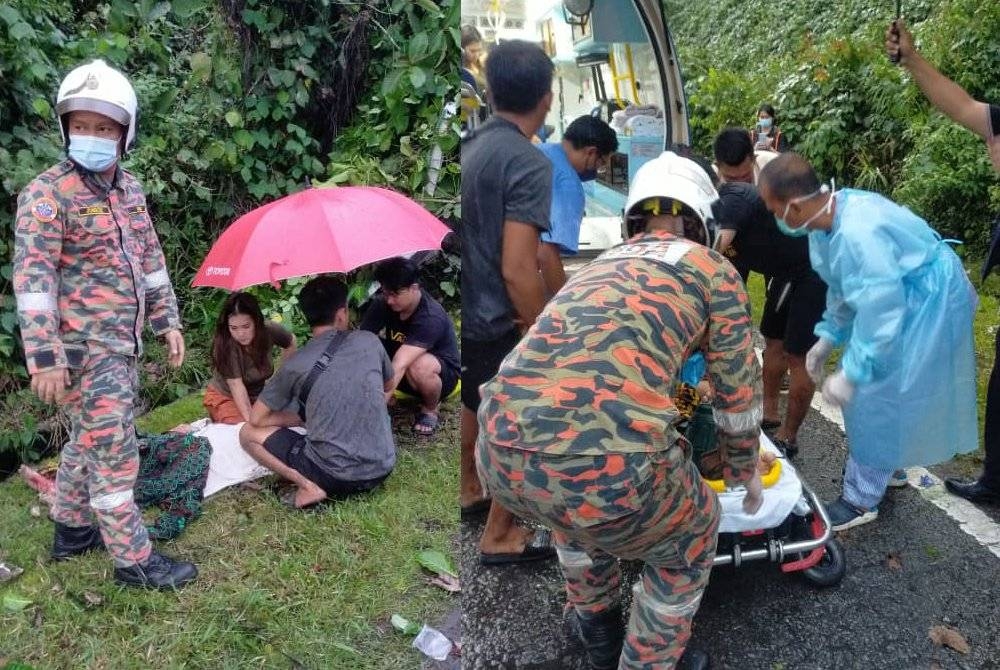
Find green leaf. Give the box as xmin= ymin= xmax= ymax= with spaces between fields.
xmin=147 ymin=1 xmax=171 ymax=22
xmin=416 ymin=549 xmax=456 ymax=578
xmin=170 ymin=171 xmax=187 ymax=186
xmin=224 ymin=111 xmax=243 ymax=128
xmin=31 ymin=98 xmax=51 ymax=118
xmin=390 ymin=613 xmax=422 ymax=636
xmin=9 ymin=22 xmax=35 ymax=41
xmin=2 ymin=594 xmax=32 ymax=612
xmin=408 ymin=67 xmax=427 ymax=89
xmin=189 ymin=52 xmax=212 ymax=82
xmin=413 ymin=0 xmax=440 ymax=13
xmin=171 ymin=0 xmax=204 ymax=18
xmin=407 ymin=32 xmax=429 ymax=62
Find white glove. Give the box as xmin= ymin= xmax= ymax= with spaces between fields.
xmin=805 ymin=338 xmax=835 ymax=383
xmin=821 ymin=370 xmax=855 ymax=408
xmin=742 ymin=470 xmax=764 ymax=515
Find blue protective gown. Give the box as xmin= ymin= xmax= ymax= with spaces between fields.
xmin=808 ymin=189 xmax=978 ymax=469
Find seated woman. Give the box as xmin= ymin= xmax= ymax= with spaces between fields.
xmin=203 ymin=292 xmax=296 ymax=424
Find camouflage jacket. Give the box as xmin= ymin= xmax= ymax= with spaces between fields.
xmin=478 ymin=230 xmax=762 ymax=487
xmin=13 ymin=160 xmax=181 ymax=374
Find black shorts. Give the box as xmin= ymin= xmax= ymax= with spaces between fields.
xmin=759 ymin=276 xmax=827 ymax=356
xmin=461 ymin=329 xmax=521 ymax=411
xmin=397 ymin=358 xmax=460 ymax=401
xmin=263 ymin=428 xmax=388 ymax=498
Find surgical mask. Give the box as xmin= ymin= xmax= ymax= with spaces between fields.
xmin=759 ymin=117 xmax=773 ymax=130
xmin=68 ymin=135 xmax=119 ymax=172
xmin=578 ymin=168 xmax=598 ymax=182
xmin=776 ymin=180 xmax=836 ymax=237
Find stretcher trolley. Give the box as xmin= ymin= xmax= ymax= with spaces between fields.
xmin=704 ymin=433 xmax=846 ymax=587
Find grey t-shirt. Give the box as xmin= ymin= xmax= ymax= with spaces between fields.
xmin=461 ymin=116 xmax=552 ymax=341
xmin=259 ymin=329 xmax=395 ymax=481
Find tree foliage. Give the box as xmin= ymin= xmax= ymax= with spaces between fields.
xmin=0 ymin=0 xmax=458 ymax=452
xmin=666 ymin=0 xmax=999 ymax=245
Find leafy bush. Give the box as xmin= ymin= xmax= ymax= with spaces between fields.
xmin=0 ymin=0 xmax=458 ymax=456
xmin=666 ymin=0 xmax=999 ymax=249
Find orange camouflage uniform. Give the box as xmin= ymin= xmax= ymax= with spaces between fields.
xmin=14 ymin=160 xmax=181 ymax=567
xmin=477 ymin=230 xmax=761 ymax=668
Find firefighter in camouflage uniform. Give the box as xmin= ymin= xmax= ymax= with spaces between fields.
xmin=13 ymin=59 xmax=197 ymax=589
xmin=477 ymin=152 xmax=764 ymax=669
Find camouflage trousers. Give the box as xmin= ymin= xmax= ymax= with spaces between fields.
xmin=478 ymin=440 xmax=719 ymax=669
xmin=51 ymin=353 xmax=152 ymax=567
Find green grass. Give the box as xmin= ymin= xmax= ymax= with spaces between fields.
xmin=0 ymin=397 xmax=458 ymax=670
xmin=746 ymin=260 xmax=997 ymax=476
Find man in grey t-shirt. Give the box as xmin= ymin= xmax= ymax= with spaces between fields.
xmin=239 ymin=276 xmax=396 ymax=508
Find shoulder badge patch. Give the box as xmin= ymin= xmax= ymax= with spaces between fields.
xmin=31 ymin=197 xmax=58 ymax=223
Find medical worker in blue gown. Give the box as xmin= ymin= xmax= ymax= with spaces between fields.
xmin=757 ymin=152 xmax=978 ymax=531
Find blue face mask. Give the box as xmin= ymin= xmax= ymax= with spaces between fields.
xmin=759 ymin=117 xmax=773 ymax=130
xmin=578 ymin=169 xmax=598 ymax=182
xmin=775 ymin=216 xmax=810 ymax=237
xmin=775 ymin=182 xmax=835 ymax=237
xmin=68 ymin=135 xmax=119 ymax=172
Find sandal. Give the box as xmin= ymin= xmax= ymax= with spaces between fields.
xmin=413 ymin=412 xmax=440 ymax=436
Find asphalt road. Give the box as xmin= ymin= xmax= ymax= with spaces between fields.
xmin=460 ymin=405 xmax=1000 ymax=669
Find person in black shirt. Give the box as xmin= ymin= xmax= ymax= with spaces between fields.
xmin=715 ymin=182 xmax=827 ymax=456
xmin=361 ymin=257 xmax=460 ymax=435
xmin=889 ymin=20 xmax=1000 ymax=504
xmin=460 ymin=39 xmax=557 ymax=565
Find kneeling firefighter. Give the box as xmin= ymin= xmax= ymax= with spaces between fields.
xmin=475 ymin=151 xmax=763 ymax=669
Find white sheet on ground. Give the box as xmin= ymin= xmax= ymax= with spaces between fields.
xmin=190 ymin=419 xmax=303 ymax=498
xmin=716 ymin=433 xmax=805 ymax=533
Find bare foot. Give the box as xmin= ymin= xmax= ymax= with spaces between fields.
xmin=170 ymin=423 xmax=193 ymax=434
xmin=294 ymin=481 xmax=327 ymax=508
xmin=460 ymin=482 xmax=487 ymax=508
xmin=480 ymin=525 xmax=535 ymax=555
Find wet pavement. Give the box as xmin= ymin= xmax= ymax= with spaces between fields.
xmin=460 ymin=405 xmax=1000 ymax=669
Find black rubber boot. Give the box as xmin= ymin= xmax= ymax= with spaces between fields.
xmin=51 ymin=523 xmax=105 ymax=561
xmin=574 ymin=606 xmax=624 ymax=670
xmin=678 ymin=647 xmax=710 ymax=670
xmin=113 ymin=551 xmax=198 ymax=590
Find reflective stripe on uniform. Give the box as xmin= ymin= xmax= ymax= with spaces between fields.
xmin=144 ymin=268 xmax=170 ymax=289
xmin=556 ymin=546 xmax=594 ymax=569
xmin=90 ymin=489 xmax=134 ymax=510
xmin=713 ymin=404 xmax=762 ymax=435
xmin=632 ymin=579 xmax=704 ymax=617
xmin=16 ymin=292 xmax=57 ymax=312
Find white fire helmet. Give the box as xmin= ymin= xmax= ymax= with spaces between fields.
xmin=55 ymin=59 xmax=138 ymax=152
xmin=624 ymin=151 xmax=720 ymax=248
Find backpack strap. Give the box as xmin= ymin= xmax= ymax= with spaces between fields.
xmin=297 ymin=331 xmax=346 ymax=422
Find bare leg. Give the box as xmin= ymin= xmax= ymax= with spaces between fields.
xmin=405 ymin=352 xmax=443 ymax=416
xmin=778 ymin=354 xmax=815 ymax=442
xmin=479 ymin=501 xmax=536 ymax=555
xmin=238 ymin=425 xmax=326 ymax=508
xmin=460 ymin=406 xmax=488 ymax=507
xmin=761 ymin=337 xmax=787 ymax=425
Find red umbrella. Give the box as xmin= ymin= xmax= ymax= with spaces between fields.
xmin=192 ymin=186 xmax=452 ymax=290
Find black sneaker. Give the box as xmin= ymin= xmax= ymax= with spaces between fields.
xmin=572 ymin=606 xmax=624 ymax=670
xmin=771 ymin=438 xmax=798 ymax=458
xmin=114 ymin=551 xmax=198 ymax=590
xmin=51 ymin=523 xmax=105 ymax=561
xmin=944 ymin=478 xmax=1000 ymax=505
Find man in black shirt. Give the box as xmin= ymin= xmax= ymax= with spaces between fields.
xmin=889 ymin=20 xmax=1000 ymax=504
xmin=716 ymin=182 xmax=827 ymax=456
xmin=361 ymin=257 xmax=460 ymax=435
xmin=460 ymin=40 xmax=557 ymax=565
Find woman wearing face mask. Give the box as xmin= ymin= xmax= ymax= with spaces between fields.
xmin=753 ymin=103 xmax=790 ymax=153
xmin=758 ymin=152 xmax=979 ymax=531
xmin=12 ymin=59 xmax=197 ymax=589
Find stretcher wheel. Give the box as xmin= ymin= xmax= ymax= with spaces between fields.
xmin=802 ymin=538 xmax=846 ymax=588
